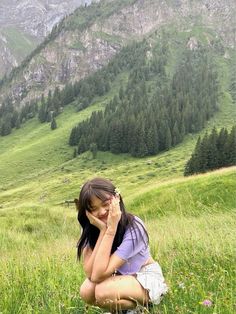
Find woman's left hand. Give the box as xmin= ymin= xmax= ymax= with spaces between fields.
xmin=106 ymin=196 xmax=121 ymax=231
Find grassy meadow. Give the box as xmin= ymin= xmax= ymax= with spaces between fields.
xmin=0 ymin=168 xmax=235 ymax=314
xmin=0 ymin=56 xmax=236 ymax=313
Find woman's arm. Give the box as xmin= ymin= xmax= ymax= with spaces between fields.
xmin=82 ymin=228 xmax=106 ymax=278
xmin=90 ymin=231 xmax=125 ymax=283
xmin=82 ymin=211 xmax=107 ymax=278
xmin=91 ymin=197 xmax=125 ymax=283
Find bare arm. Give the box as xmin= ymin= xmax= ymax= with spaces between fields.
xmin=82 ymin=210 xmax=107 ymax=278
xmin=91 ymin=197 xmax=125 ymax=283
xmin=82 ymin=228 xmax=106 ymax=278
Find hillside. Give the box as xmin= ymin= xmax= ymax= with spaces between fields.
xmin=0 ymin=0 xmax=235 ymax=107
xmin=0 ymin=167 xmax=235 ymax=313
xmin=0 ymin=0 xmax=96 ymax=78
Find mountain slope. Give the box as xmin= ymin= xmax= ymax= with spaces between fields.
xmin=0 ymin=0 xmax=235 ymax=107
xmin=0 ymin=0 xmax=97 ymax=78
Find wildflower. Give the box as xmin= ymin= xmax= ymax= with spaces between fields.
xmin=201 ymin=299 xmax=213 ymax=307
xmin=114 ymin=187 xmax=120 ymax=195
xmin=178 ymin=282 xmax=185 ymax=289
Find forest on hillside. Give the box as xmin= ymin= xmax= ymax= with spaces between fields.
xmin=185 ymin=125 xmax=236 ymax=175
xmin=69 ymin=41 xmax=220 ymax=157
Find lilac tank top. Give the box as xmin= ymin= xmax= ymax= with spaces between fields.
xmin=114 ymin=216 xmax=150 ymax=275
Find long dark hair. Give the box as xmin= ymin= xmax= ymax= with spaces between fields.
xmin=75 ymin=177 xmax=148 ymax=259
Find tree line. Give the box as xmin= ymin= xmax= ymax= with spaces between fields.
xmin=69 ymin=46 xmax=220 ymax=157
xmin=184 ymin=125 xmax=236 ymax=176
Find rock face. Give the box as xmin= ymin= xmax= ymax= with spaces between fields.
xmin=0 ymin=0 xmax=95 ymax=77
xmin=1 ymin=0 xmax=236 ymax=107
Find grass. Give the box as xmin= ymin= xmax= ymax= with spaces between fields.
xmin=0 ymin=168 xmax=235 ymax=313
xmin=1 ymin=27 xmax=38 ymax=59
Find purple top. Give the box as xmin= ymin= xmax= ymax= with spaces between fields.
xmin=114 ymin=216 xmax=150 ymax=275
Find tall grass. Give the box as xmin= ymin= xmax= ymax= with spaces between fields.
xmin=0 ymin=169 xmax=235 ymax=313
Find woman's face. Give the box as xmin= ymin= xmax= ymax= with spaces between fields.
xmin=88 ymin=194 xmax=111 ymax=223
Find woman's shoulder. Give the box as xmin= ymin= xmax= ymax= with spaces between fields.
xmin=133 ymin=215 xmax=146 ymax=228
xmin=126 ymin=215 xmax=147 ymax=233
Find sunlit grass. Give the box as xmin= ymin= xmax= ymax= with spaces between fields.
xmin=0 ymin=169 xmax=235 ymax=313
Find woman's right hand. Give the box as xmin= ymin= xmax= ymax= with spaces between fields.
xmin=86 ymin=210 xmax=107 ymax=231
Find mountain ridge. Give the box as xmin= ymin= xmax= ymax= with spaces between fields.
xmin=0 ymin=0 xmax=97 ymax=78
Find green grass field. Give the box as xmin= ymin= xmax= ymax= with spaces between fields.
xmin=0 ymin=168 xmax=235 ymax=313
xmin=0 ymin=46 xmax=236 ymax=313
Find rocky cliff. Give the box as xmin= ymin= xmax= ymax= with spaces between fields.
xmin=0 ymin=0 xmax=96 ymax=78
xmin=1 ymin=0 xmax=236 ymax=108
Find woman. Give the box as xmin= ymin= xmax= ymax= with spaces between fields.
xmin=75 ymin=177 xmax=168 ymax=313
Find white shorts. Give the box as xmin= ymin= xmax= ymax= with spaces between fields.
xmin=136 ymin=262 xmax=168 ymax=304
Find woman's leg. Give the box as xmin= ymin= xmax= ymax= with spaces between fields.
xmin=95 ymin=275 xmax=149 ymax=311
xmin=79 ymin=278 xmax=97 ymax=305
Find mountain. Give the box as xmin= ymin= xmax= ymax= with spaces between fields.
xmin=0 ymin=0 xmax=97 ymax=78
xmin=0 ymin=0 xmax=235 ymax=109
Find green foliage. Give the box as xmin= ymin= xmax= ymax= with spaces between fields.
xmin=50 ymin=117 xmax=57 ymax=130
xmin=184 ymin=125 xmax=236 ymax=175
xmin=69 ymin=44 xmax=220 ymax=158
xmin=89 ymin=142 xmax=98 ymax=159
xmin=0 ymin=98 xmax=38 ymax=134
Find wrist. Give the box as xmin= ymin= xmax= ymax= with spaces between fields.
xmin=105 ymin=226 xmax=117 ymax=236
xmin=100 ymin=227 xmax=106 ymax=233
xmin=105 ymin=231 xmax=116 ymax=236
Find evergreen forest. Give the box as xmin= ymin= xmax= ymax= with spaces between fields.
xmin=184 ymin=125 xmax=236 ymax=175
xmin=69 ymin=43 xmax=220 ymax=157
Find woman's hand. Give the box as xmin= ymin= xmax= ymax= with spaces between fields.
xmin=106 ymin=196 xmax=121 ymax=232
xmin=86 ymin=210 xmax=107 ymax=231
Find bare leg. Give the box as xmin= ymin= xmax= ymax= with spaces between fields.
xmin=95 ymin=275 xmax=149 ymax=311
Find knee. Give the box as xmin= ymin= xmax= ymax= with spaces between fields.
xmin=95 ymin=281 xmax=115 ymax=305
xmin=79 ymin=279 xmax=96 ymax=305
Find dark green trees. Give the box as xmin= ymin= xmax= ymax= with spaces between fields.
xmin=51 ymin=117 xmax=57 ymax=130
xmin=69 ymin=47 xmax=220 ymax=158
xmin=184 ymin=125 xmax=236 ymax=176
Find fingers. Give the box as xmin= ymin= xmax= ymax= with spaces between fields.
xmin=109 ymin=196 xmax=120 ymax=214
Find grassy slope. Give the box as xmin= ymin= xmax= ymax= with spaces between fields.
xmin=0 ymin=87 xmax=235 ymax=206
xmin=1 ymin=27 xmax=38 ymax=59
xmin=0 ymin=168 xmax=235 ymax=313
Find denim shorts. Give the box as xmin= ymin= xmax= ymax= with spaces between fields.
xmin=136 ymin=262 xmax=168 ymax=304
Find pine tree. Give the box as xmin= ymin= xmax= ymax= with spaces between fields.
xmin=90 ymin=143 xmax=98 ymax=159
xmin=109 ymin=121 xmax=123 ymax=154
xmin=69 ymin=127 xmax=78 ymax=146
xmin=78 ymin=136 xmax=88 ymax=154
xmin=198 ymin=133 xmax=209 ymax=173
xmin=172 ymin=122 xmax=181 ymax=146
xmin=165 ymin=126 xmax=172 ymax=150
xmin=146 ymin=119 xmax=159 ymax=155
xmin=207 ymin=127 xmax=218 ymax=170
xmin=184 ymin=136 xmax=201 ymax=175
xmin=227 ymin=125 xmax=236 ymax=165
xmin=38 ymin=94 xmax=47 ymax=123
xmin=51 ymin=117 xmax=57 ymax=130
xmin=217 ymin=128 xmax=228 ymax=167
